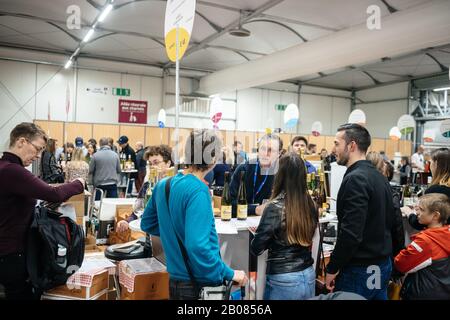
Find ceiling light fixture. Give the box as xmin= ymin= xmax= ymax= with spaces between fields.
xmin=64 ymin=59 xmax=73 ymax=69
xmin=98 ymin=4 xmax=114 ymax=22
xmin=229 ymin=10 xmax=251 ymax=37
xmin=433 ymin=87 xmax=450 ymax=92
xmin=83 ymin=28 xmax=95 ymax=42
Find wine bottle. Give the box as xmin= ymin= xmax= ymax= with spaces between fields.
xmin=221 ymin=172 xmax=232 ymax=221
xmin=237 ymin=171 xmax=248 ymax=220
xmin=403 ymin=178 xmax=412 ymax=207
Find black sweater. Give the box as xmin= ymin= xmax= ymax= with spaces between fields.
xmin=327 ymin=160 xmax=394 ymax=274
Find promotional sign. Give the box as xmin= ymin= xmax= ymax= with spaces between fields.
xmin=157 ymin=109 xmax=166 ymax=128
xmin=284 ymin=103 xmax=299 ymax=128
xmin=118 ymin=99 xmax=147 ymax=124
xmin=210 ymin=96 xmax=223 ymax=129
xmin=440 ymin=119 xmax=450 ymax=138
xmin=311 ymin=121 xmax=323 ymax=137
xmin=397 ymin=114 xmax=415 ymax=135
xmin=423 ymin=129 xmax=436 ymax=142
xmin=348 ymin=109 xmax=366 ymax=125
xmin=389 ymin=126 xmax=401 ymax=141
xmin=164 ymin=0 xmax=196 ymax=62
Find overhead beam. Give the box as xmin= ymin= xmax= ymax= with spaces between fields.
xmin=380 ymin=0 xmax=398 ymax=14
xmin=425 ymin=52 xmax=449 ymax=72
xmin=198 ymin=0 xmax=450 ymax=95
xmin=244 ymin=19 xmax=307 ymax=42
xmin=259 ymin=14 xmax=339 ymax=32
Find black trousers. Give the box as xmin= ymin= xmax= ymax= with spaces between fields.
xmin=0 ymin=253 xmax=34 ymax=300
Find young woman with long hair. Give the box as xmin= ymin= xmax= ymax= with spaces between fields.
xmin=64 ymin=147 xmax=89 ymax=182
xmin=250 ymin=152 xmax=318 ymax=300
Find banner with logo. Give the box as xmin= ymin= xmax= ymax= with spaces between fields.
xmin=118 ymin=99 xmax=148 ymax=124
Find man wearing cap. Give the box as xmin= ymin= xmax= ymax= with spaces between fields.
xmin=75 ymin=136 xmax=88 ymax=157
xmin=118 ymin=136 xmax=137 ymax=194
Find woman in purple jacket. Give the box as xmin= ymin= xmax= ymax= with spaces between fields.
xmin=0 ymin=123 xmax=84 ymax=300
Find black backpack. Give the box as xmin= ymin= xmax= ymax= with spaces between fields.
xmin=27 ymin=206 xmax=85 ymax=291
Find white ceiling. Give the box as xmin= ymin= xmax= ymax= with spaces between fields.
xmin=0 ymin=0 xmax=449 ymax=91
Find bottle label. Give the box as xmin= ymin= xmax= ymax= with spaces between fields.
xmin=403 ymin=197 xmax=413 ymax=207
xmin=237 ymin=205 xmax=248 ymax=220
xmin=221 ymin=206 xmax=232 ymax=220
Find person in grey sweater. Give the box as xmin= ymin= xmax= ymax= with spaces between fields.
xmin=89 ymin=137 xmax=121 ymax=199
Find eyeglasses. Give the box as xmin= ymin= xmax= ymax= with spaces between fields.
xmin=26 ymin=139 xmax=45 ymax=154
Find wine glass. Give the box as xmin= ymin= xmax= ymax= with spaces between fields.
xmin=133 ymin=198 xmax=145 ymax=219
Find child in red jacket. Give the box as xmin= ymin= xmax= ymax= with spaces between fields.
xmin=394 ymin=193 xmax=450 ymax=300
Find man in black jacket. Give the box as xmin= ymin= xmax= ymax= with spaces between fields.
xmin=117 ymin=136 xmax=137 ymax=194
xmin=325 ymin=123 xmax=394 ymax=300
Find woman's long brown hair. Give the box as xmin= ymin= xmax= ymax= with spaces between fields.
xmin=270 ymin=152 xmax=317 ymax=246
xmin=431 ymin=148 xmax=450 ymax=187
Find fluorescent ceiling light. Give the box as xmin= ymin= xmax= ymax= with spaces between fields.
xmin=64 ymin=59 xmax=72 ymax=69
xmin=98 ymin=4 xmax=113 ymax=22
xmin=433 ymin=87 xmax=450 ymax=92
xmin=83 ymin=28 xmax=95 ymax=42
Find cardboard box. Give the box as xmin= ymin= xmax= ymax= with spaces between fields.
xmin=120 ymin=271 xmax=169 ymax=300
xmin=119 ymin=258 xmax=169 ymax=300
xmin=116 ymin=204 xmax=134 ymax=223
xmin=43 ymin=270 xmax=109 ymax=300
xmin=66 ymin=190 xmax=91 ymax=217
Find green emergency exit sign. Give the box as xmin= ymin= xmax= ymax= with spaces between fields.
xmin=275 ymin=104 xmax=287 ymax=111
xmin=113 ymin=88 xmax=131 ymax=96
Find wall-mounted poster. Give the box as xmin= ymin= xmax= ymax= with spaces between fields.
xmin=118 ymin=99 xmax=147 ymax=124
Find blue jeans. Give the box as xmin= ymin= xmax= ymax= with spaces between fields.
xmin=335 ymin=258 xmax=392 ymax=300
xmin=95 ymin=184 xmax=118 ymax=200
xmin=264 ymin=266 xmax=315 ymax=300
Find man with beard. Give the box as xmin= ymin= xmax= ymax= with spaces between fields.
xmin=325 ymin=123 xmax=394 ymax=300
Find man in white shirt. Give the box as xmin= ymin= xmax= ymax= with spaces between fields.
xmin=411 ymin=144 xmax=425 ymax=183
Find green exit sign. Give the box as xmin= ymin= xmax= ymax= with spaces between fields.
xmin=275 ymin=104 xmax=287 ymax=111
xmin=113 ymin=88 xmax=131 ymax=96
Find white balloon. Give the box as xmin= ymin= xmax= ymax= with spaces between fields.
xmin=423 ymin=129 xmax=436 ymax=142
xmin=284 ymin=103 xmax=299 ymax=128
xmin=311 ymin=121 xmax=323 ymax=137
xmin=389 ymin=126 xmax=401 ymax=140
xmin=348 ymin=109 xmax=366 ymax=125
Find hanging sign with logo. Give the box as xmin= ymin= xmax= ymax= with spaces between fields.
xmin=210 ymin=96 xmax=223 ymax=129
xmin=423 ymin=129 xmax=436 ymax=142
xmin=158 ymin=109 xmax=166 ymax=128
xmin=118 ymin=99 xmax=147 ymax=124
xmin=164 ymin=0 xmax=196 ymax=62
xmin=284 ymin=103 xmax=299 ymax=128
xmin=440 ymin=119 xmax=450 ymax=138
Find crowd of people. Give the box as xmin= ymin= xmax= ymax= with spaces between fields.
xmin=1 ymin=122 xmax=449 ymax=301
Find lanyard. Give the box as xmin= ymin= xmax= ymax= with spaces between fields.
xmin=253 ymin=161 xmax=268 ymax=204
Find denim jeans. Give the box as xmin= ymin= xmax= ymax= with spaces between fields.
xmin=264 ymin=266 xmax=315 ymax=300
xmin=335 ymin=258 xmax=392 ymax=300
xmin=169 ymin=279 xmax=200 ymax=300
xmin=95 ymin=184 xmax=118 ymax=200
xmin=0 ymin=253 xmax=35 ymax=300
